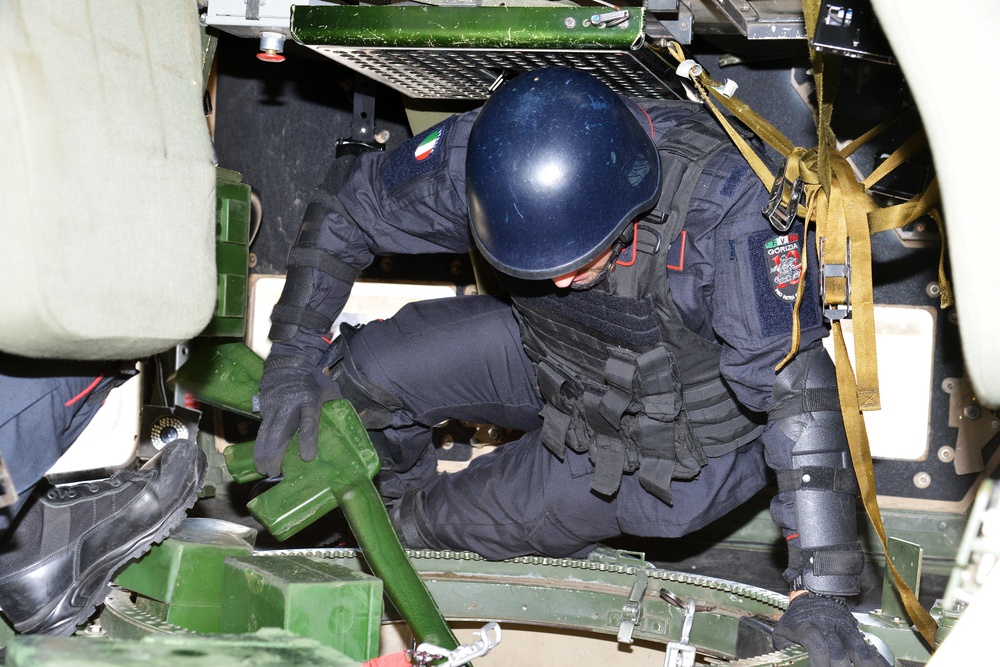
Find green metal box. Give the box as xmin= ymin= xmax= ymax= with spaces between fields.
xmin=114 ymin=518 xmax=257 ymax=633
xmin=202 ymin=167 xmax=251 ymax=338
xmin=220 ymin=555 xmax=383 ymax=661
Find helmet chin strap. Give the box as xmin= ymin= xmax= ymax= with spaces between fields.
xmin=569 ymin=224 xmax=635 ymax=291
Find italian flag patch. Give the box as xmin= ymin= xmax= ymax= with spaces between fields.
xmin=414 ymin=129 xmax=442 ymax=161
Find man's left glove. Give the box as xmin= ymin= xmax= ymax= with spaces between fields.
xmin=255 ymin=355 xmax=342 ymax=478
xmin=773 ymin=593 xmax=891 ymax=667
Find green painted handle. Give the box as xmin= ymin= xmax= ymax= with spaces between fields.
xmin=175 ymin=342 xmax=459 ymax=650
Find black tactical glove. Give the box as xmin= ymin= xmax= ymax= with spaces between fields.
xmin=773 ymin=593 xmax=890 ymax=667
xmin=255 ymin=356 xmax=341 ymax=478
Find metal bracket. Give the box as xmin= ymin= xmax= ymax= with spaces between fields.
xmin=617 ymin=570 xmax=649 ymax=644
xmin=819 ymin=237 xmax=852 ymax=321
xmin=664 ymin=597 xmax=697 ymax=667
xmin=336 ymin=75 xmax=386 ymax=157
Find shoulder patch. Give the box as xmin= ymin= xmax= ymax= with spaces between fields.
xmin=382 ymin=116 xmax=455 ymax=191
xmin=763 ymin=233 xmax=803 ymax=302
xmin=747 ymin=227 xmax=820 ymax=338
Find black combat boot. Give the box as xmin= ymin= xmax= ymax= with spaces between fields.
xmin=0 ymin=439 xmax=207 ymax=635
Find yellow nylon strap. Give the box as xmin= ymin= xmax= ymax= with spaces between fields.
xmin=831 ymin=155 xmax=881 ymax=409
xmin=839 ymin=115 xmax=900 ymax=159
xmin=663 ymin=41 xmax=777 ymax=189
xmin=866 ymin=177 xmax=952 ymax=308
xmin=802 ymin=0 xmax=937 ymax=644
xmin=930 ymin=209 xmax=953 ymax=309
xmin=832 ymin=324 xmax=938 ymax=646
xmin=870 ymin=178 xmax=940 ymax=234
xmin=663 ymin=22 xmax=940 ymax=640
xmin=861 ymin=129 xmax=929 ymax=191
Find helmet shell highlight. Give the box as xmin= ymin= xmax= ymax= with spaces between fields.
xmin=467 ymin=68 xmax=661 ymax=279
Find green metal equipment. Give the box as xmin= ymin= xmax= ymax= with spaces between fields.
xmin=289 ymin=5 xmax=685 ymax=101
xmin=173 ymin=342 xmax=459 ymax=652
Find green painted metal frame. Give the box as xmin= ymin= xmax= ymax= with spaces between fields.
xmin=101 ymin=539 xmax=940 ymax=665
xmin=291 ymin=6 xmax=645 ymax=50
xmin=286 ymin=4 xmax=685 ymax=101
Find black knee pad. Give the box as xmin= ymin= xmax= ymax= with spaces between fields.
xmin=770 ymin=346 xmax=863 ymax=597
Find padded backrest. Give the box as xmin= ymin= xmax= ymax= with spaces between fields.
xmin=873 ymin=0 xmax=1000 ymax=408
xmin=0 ymin=0 xmax=217 ymax=360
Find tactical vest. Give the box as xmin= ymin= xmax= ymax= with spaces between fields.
xmin=510 ymin=110 xmax=765 ymax=506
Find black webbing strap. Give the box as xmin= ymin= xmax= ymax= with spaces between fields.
xmin=776 ymin=465 xmax=860 ymax=496
xmin=767 ymin=386 xmax=842 ymax=422
xmin=269 ymin=304 xmax=334 ymax=333
xmin=788 ymin=543 xmax=865 ymax=578
xmin=286 ymin=246 xmax=359 ymax=283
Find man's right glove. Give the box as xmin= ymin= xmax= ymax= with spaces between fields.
xmin=772 ymin=593 xmax=891 ymax=667
xmin=255 ymin=356 xmax=341 ymax=478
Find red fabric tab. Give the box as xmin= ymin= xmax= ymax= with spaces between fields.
xmin=362 ymin=651 xmax=412 ymax=667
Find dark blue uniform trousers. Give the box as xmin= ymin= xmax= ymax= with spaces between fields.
xmin=0 ymin=355 xmax=126 ymax=535
xmin=339 ymin=295 xmax=772 ymax=560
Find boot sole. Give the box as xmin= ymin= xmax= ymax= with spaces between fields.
xmin=17 ymin=449 xmax=208 ymax=636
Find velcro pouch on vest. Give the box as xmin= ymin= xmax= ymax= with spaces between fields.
xmin=584 ymin=392 xmax=630 ymax=497
xmin=537 ymin=362 xmax=574 ymax=459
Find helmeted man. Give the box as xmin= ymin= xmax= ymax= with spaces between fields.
xmin=257 ymin=68 xmax=887 ymax=666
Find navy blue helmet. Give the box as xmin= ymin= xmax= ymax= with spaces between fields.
xmin=466 ymin=68 xmax=661 ymax=279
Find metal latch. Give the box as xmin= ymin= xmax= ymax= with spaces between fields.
xmin=413 ymin=622 xmax=502 ymax=666
xmin=663 ymin=598 xmax=697 ymax=667
xmin=764 ymin=159 xmax=805 ymax=233
xmin=617 ymin=570 xmax=649 ymax=644
xmin=820 ymin=237 xmax=852 ymax=321
xmin=586 ymin=9 xmax=630 ymax=28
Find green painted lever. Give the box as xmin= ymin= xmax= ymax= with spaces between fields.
xmin=174 ymin=342 xmax=459 ymax=651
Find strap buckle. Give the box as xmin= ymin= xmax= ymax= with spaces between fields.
xmin=820 ymin=237 xmax=852 ymax=321
xmin=764 ymin=158 xmax=805 ymax=233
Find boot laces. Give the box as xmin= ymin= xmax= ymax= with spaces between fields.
xmin=46 ymin=473 xmax=128 ymax=501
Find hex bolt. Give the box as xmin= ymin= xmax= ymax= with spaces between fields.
xmin=913 ymin=472 xmax=932 ymax=489
xmin=937 ymin=446 xmax=955 ymax=463
xmin=926 ymin=281 xmax=941 ymax=298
